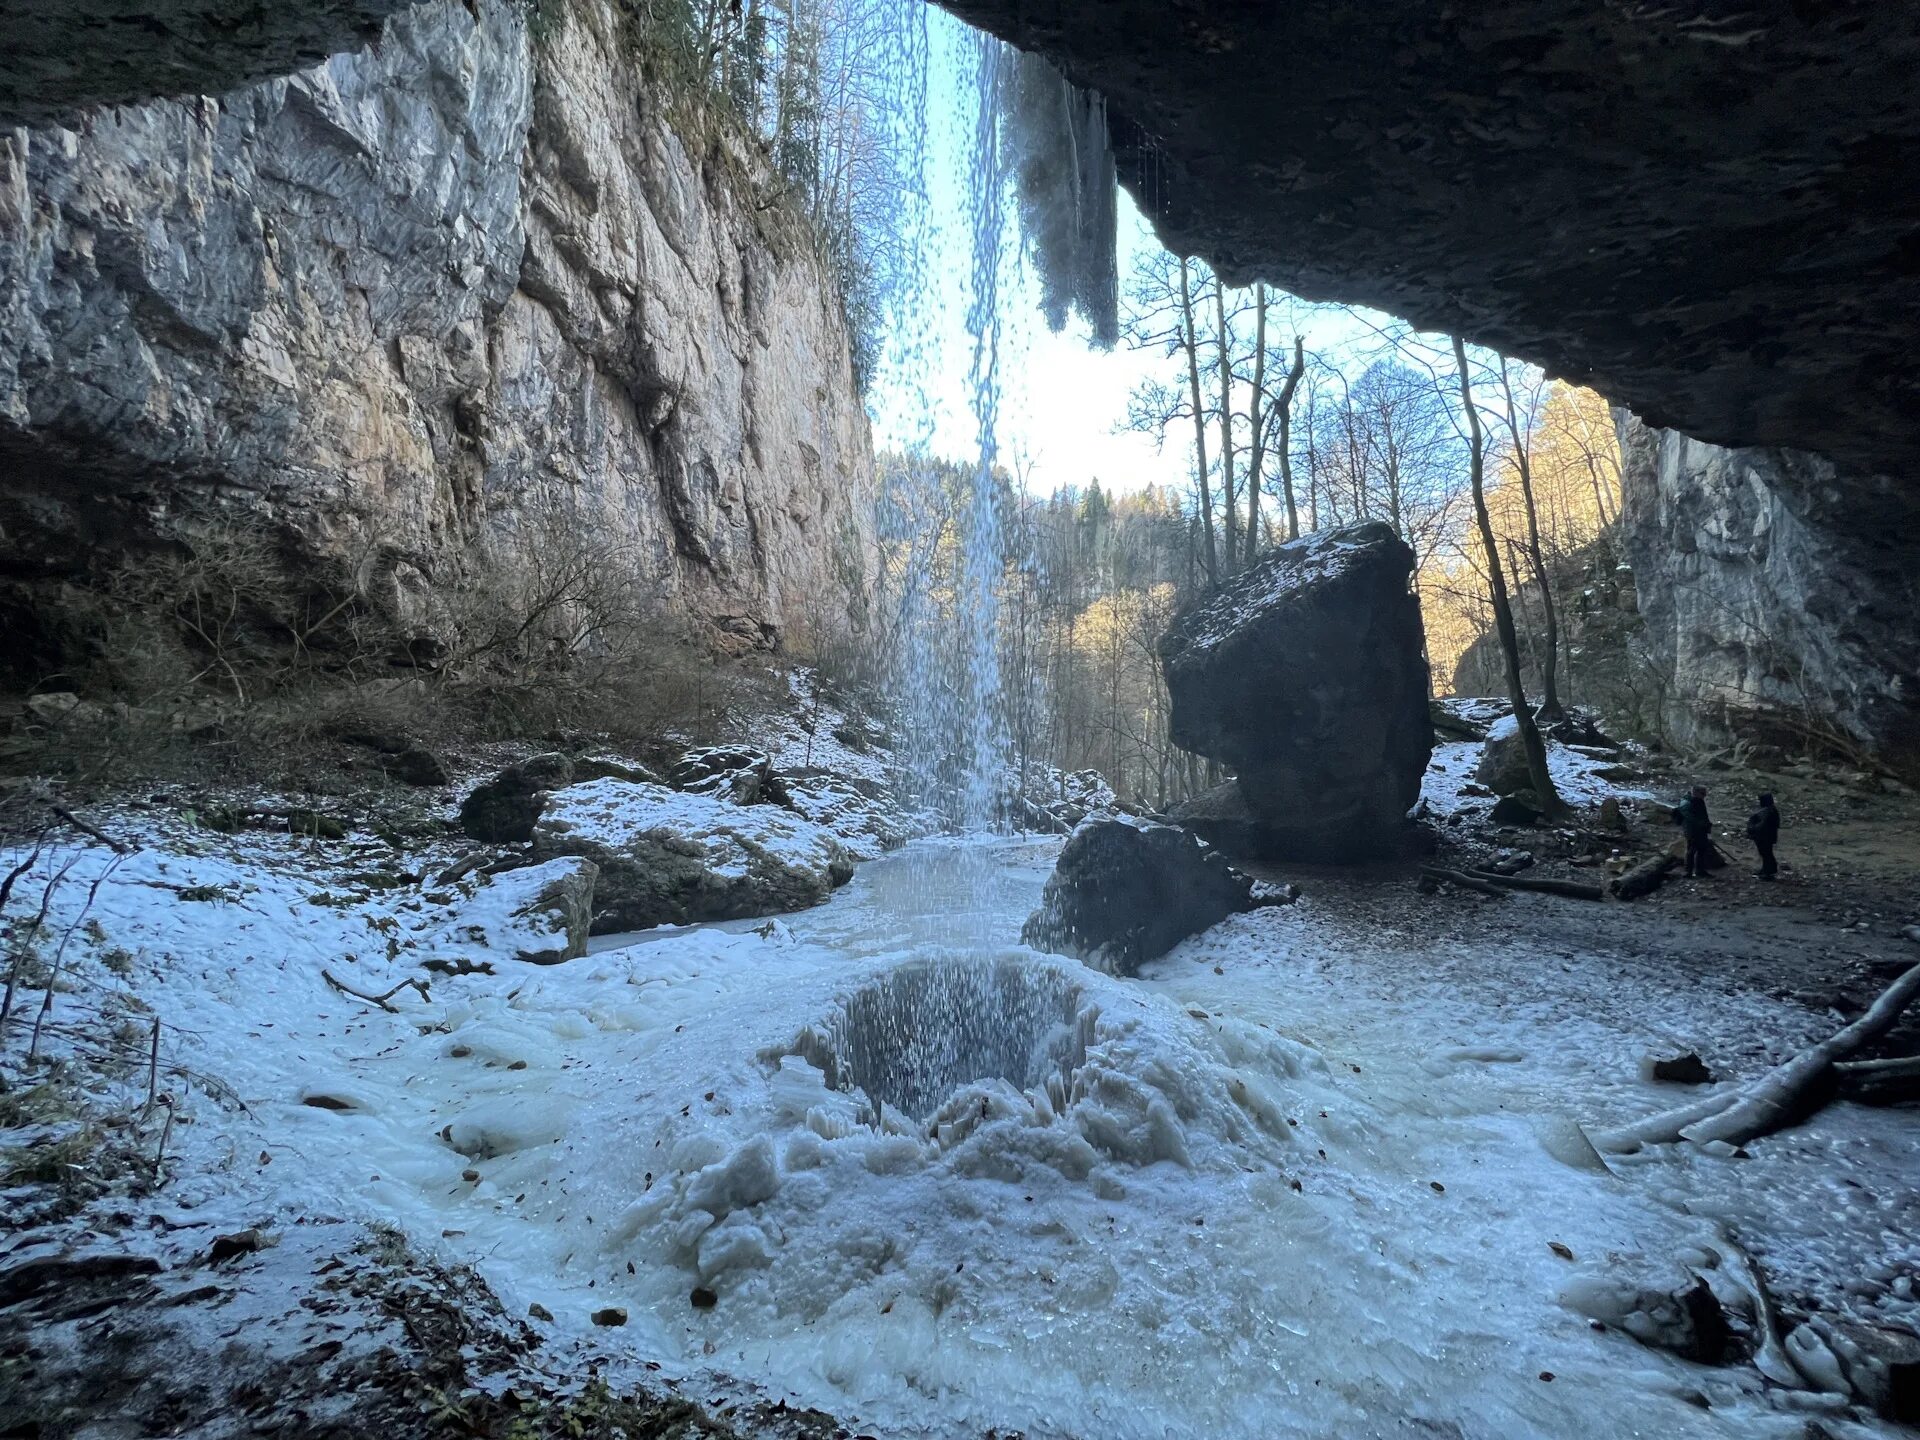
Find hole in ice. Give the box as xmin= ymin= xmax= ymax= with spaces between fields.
xmin=791 ymin=954 xmax=1093 ymax=1122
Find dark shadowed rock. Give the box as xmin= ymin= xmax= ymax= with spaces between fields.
xmin=458 ymin=753 xmax=575 ymax=844
xmin=1022 ymin=817 xmax=1254 ymax=976
xmin=1157 ymin=523 xmax=1432 ymax=861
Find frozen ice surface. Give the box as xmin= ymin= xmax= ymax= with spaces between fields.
xmin=11 ymin=813 xmax=1915 ymax=1440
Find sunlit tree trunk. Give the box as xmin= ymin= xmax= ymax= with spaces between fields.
xmin=1214 ymin=284 xmax=1238 ymax=569
xmin=1178 ymin=258 xmax=1218 ymax=585
xmin=1242 ymin=285 xmax=1267 ymax=566
xmin=1453 ymin=336 xmax=1563 ymax=816
xmin=1497 ymin=356 xmax=1565 ymax=719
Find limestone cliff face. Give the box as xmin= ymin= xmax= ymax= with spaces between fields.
xmin=0 ymin=0 xmax=875 ymax=673
xmin=1617 ymin=419 xmax=1920 ymax=777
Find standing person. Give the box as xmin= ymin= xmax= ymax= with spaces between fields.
xmin=1674 ymin=783 xmax=1714 ymax=878
xmin=1747 ymin=792 xmax=1781 ymax=879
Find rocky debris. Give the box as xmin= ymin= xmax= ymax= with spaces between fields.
xmin=532 ymin=779 xmax=852 ymax=932
xmin=1021 ymin=816 xmax=1254 ymax=976
xmin=1484 ymin=849 xmax=1534 ymax=876
xmin=438 ymin=857 xmax=598 ymax=964
xmin=1643 ymin=1053 xmax=1715 ymax=1086
xmin=1157 ymin=523 xmax=1432 ymax=861
xmin=1429 ymin=698 xmax=1493 ymax=742
xmin=671 ymin=747 xmax=793 ymax=807
xmin=458 ymin=753 xmax=574 ymax=844
xmin=1018 ymin=768 xmax=1122 ymax=834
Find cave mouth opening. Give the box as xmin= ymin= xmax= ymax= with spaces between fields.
xmin=798 ymin=953 xmax=1092 ymax=1122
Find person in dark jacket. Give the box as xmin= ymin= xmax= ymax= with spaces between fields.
xmin=1746 ymin=792 xmax=1781 ymax=879
xmin=1674 ymin=784 xmax=1713 ymax=877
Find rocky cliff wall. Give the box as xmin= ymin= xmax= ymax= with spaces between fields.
xmin=1617 ymin=419 xmax=1920 ymax=777
xmin=0 ymin=0 xmax=876 ymax=682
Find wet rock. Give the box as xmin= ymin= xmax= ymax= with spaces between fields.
xmin=532 ymin=779 xmax=851 ymax=932
xmin=208 ymin=1229 xmax=275 ymax=1263
xmin=458 ymin=754 xmax=574 ymax=844
xmin=1165 ymin=780 xmax=1283 ymax=861
xmin=1598 ymin=796 xmax=1624 ymax=830
xmin=1022 ymin=816 xmax=1253 ymax=976
xmin=1490 ymin=792 xmax=1542 ymax=826
xmin=1157 ymin=523 xmax=1432 ymax=861
xmin=1559 ymin=1272 xmax=1730 ymax=1365
xmin=1485 ymin=848 xmax=1534 ymax=876
xmin=591 ymin=1306 xmax=627 ymax=1327
xmin=1645 ymin=1052 xmax=1714 ymax=1086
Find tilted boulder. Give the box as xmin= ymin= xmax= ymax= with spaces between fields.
xmin=1022 ymin=817 xmax=1254 ymax=976
xmin=1156 ymin=522 xmax=1432 ymax=860
xmin=532 ymin=779 xmax=853 ymax=932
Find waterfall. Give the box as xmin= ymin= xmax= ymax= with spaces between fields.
xmin=866 ymin=12 xmax=1120 ymax=836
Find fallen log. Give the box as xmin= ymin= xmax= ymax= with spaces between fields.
xmin=1610 ymin=853 xmax=1676 ymax=899
xmin=1834 ymin=1055 xmax=1920 ymax=1107
xmin=1417 ymin=866 xmax=1506 ymax=898
xmin=1683 ymin=961 xmax=1920 ymax=1146
xmin=1421 ymin=865 xmax=1606 ymax=901
xmin=1463 ymin=868 xmax=1607 ymax=901
xmin=1588 ymin=1087 xmax=1744 ymax=1154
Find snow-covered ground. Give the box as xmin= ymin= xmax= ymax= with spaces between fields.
xmin=6 ymin=807 xmax=1914 ymax=1438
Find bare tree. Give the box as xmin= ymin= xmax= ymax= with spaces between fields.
xmin=1495 ymin=355 xmax=1564 ymax=719
xmin=1454 ymin=336 xmax=1564 ymax=815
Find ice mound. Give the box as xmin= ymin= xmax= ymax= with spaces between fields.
xmin=782 ymin=954 xmax=1094 ymax=1123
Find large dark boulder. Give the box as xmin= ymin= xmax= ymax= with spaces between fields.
xmin=1022 ymin=817 xmax=1254 ymax=976
xmin=457 ymin=753 xmax=575 ymax=845
xmin=1156 ymin=523 xmax=1433 ymax=860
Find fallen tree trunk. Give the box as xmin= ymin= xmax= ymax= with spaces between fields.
xmin=1833 ymin=1055 xmax=1920 ymax=1107
xmin=1420 ymin=865 xmax=1607 ymax=901
xmin=1610 ymin=853 xmax=1675 ymax=899
xmin=1597 ymin=963 xmax=1920 ymax=1152
xmin=1588 ymin=1087 xmax=1744 ymax=1154
xmin=1684 ymin=962 xmax=1920 ymax=1146
xmin=1418 ymin=866 xmax=1507 ymax=898
xmin=1463 ymin=868 xmax=1608 ymax=901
